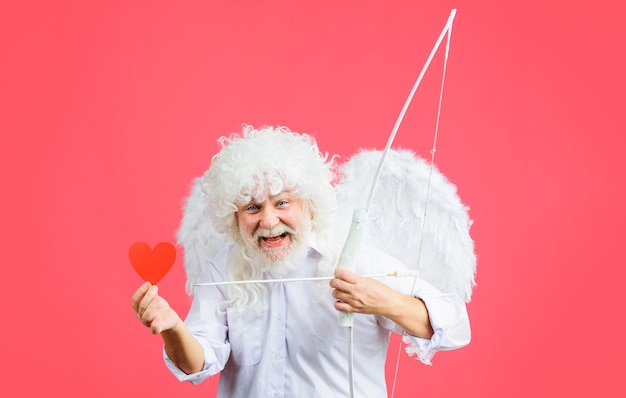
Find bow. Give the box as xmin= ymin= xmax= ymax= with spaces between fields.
xmin=334 ymin=9 xmax=458 ymax=397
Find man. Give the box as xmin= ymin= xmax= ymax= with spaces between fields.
xmin=132 ymin=125 xmax=471 ymax=397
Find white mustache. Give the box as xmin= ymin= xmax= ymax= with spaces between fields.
xmin=254 ymin=224 xmax=297 ymax=240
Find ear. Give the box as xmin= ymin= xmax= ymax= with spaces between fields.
xmin=304 ymin=200 xmax=315 ymax=221
xmin=301 ymin=200 xmax=311 ymax=218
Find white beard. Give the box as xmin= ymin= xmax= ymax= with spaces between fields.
xmin=224 ymin=216 xmax=321 ymax=315
xmin=245 ymin=237 xmax=308 ymax=275
xmin=242 ymin=219 xmax=313 ymax=275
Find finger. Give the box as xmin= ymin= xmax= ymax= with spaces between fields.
xmin=137 ymin=285 xmax=159 ymax=317
xmin=329 ymin=277 xmax=353 ymax=293
xmin=333 ymin=300 xmax=354 ymax=313
xmin=332 ymin=289 xmax=359 ymax=308
xmin=150 ymin=314 xmax=166 ymax=335
xmin=131 ymin=281 xmax=152 ymax=313
xmin=141 ymin=304 xmax=158 ymax=328
xmin=331 ymin=288 xmax=345 ymax=301
xmin=333 ymin=268 xmax=360 ymax=283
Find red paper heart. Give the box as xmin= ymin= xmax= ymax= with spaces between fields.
xmin=128 ymin=242 xmax=176 ymax=284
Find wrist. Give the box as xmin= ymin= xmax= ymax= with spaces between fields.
xmin=160 ymin=313 xmax=184 ymax=336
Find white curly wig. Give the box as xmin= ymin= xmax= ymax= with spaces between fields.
xmin=201 ymin=125 xmax=338 ymax=240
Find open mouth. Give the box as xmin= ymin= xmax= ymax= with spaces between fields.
xmin=260 ymin=232 xmax=288 ymax=245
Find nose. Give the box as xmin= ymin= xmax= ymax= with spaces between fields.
xmin=259 ymin=207 xmax=279 ymax=230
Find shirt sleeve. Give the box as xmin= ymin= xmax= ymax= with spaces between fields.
xmin=365 ymin=247 xmax=472 ymax=364
xmin=162 ymin=249 xmax=233 ymax=384
xmin=402 ymin=287 xmax=471 ymax=365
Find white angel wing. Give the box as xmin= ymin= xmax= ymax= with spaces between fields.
xmin=176 ymin=178 xmax=232 ymax=294
xmin=335 ymin=149 xmax=476 ymax=302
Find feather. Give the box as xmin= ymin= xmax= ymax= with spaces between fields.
xmin=176 ymin=178 xmax=231 ymax=294
xmin=335 ymin=149 xmax=476 ymax=302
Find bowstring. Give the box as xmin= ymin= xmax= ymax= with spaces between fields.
xmin=389 ymin=10 xmax=455 ymax=398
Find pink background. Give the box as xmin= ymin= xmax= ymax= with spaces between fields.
xmin=2 ymin=1 xmax=625 ymax=396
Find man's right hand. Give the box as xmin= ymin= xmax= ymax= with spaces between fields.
xmin=132 ymin=282 xmax=182 ymax=334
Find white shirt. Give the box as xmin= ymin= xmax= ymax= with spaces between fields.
xmin=164 ymin=244 xmax=471 ymax=398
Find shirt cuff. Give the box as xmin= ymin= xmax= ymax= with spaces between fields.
xmin=162 ymin=340 xmax=221 ymax=385
xmin=403 ymin=293 xmax=471 ymax=365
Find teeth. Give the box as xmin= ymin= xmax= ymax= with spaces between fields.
xmin=262 ymin=233 xmax=287 ymax=241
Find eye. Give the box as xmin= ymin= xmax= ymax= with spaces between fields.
xmin=246 ymin=204 xmax=259 ymax=211
xmin=277 ymin=200 xmax=288 ymax=207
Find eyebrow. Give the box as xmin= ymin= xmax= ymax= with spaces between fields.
xmin=247 ymin=191 xmax=290 ymax=204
